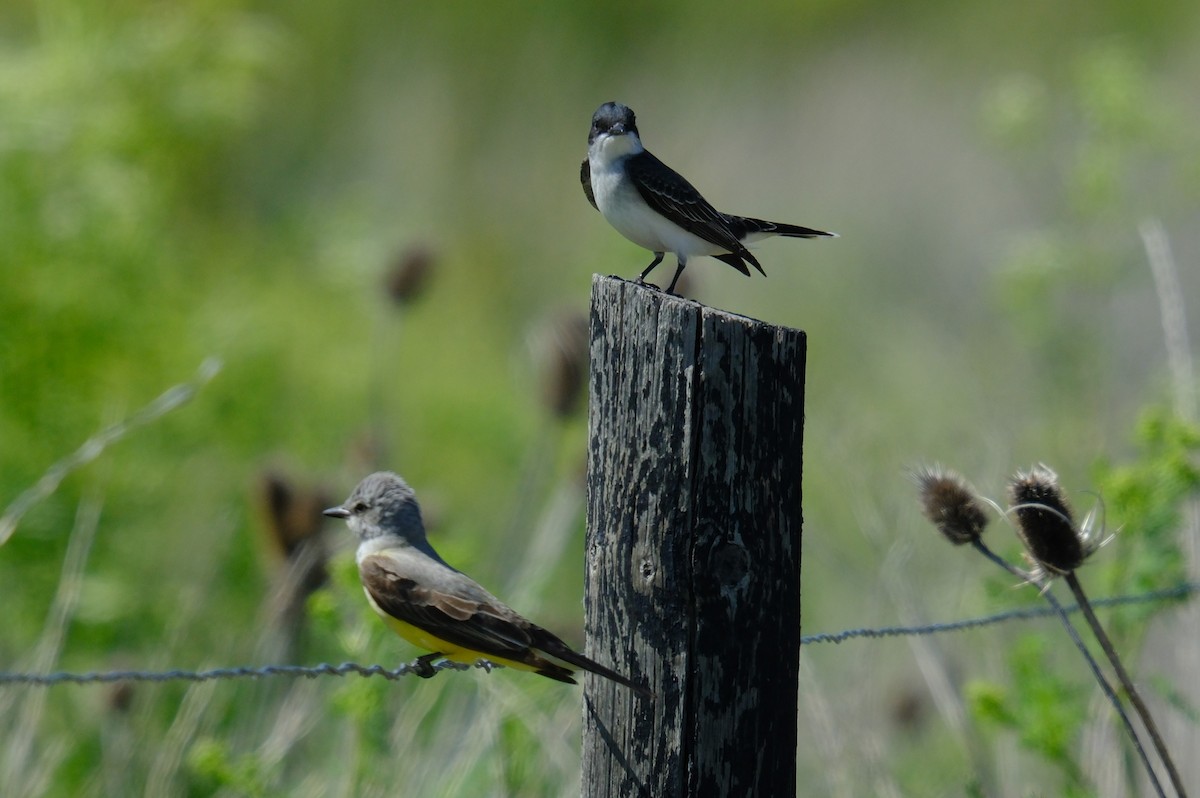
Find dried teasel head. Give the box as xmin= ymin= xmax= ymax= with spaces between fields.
xmin=254 ymin=470 xmax=333 ymax=648
xmin=528 ymin=309 xmax=590 ymax=420
xmin=914 ymin=465 xmax=990 ymax=545
xmin=256 ymin=470 xmax=331 ymax=563
xmin=1007 ymin=464 xmax=1100 ymax=574
xmin=384 ymin=244 xmax=436 ymax=306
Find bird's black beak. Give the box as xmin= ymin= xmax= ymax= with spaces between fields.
xmin=323 ymin=506 xmax=350 ymax=519
xmin=610 ymin=122 xmax=626 ymax=135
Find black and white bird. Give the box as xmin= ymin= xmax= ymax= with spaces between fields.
xmin=581 ymin=101 xmax=835 ymax=294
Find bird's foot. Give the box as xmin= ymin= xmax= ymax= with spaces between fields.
xmin=664 ymin=262 xmax=687 ymax=295
xmin=635 ymin=253 xmax=665 ymax=286
xmin=412 ymin=653 xmax=442 ymax=679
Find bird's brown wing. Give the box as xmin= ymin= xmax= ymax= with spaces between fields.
xmin=359 ymin=553 xmax=576 ymax=683
xmin=361 ymin=551 xmax=650 ymax=695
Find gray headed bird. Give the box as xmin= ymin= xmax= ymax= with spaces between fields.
xmin=324 ymin=471 xmax=651 ymax=696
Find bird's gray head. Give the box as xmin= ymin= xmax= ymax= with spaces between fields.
xmin=588 ymin=102 xmax=639 ymax=146
xmin=323 ymin=471 xmax=425 ymax=544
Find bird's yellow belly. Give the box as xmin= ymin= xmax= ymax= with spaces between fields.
xmin=365 ymin=591 xmax=540 ymax=673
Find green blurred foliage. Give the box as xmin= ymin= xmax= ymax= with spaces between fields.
xmin=968 ymin=637 xmax=1091 ymax=795
xmin=961 ymin=36 xmax=1199 ymax=794
xmin=187 ymin=737 xmax=270 ymax=798
xmin=1096 ymin=409 xmax=1198 ymax=603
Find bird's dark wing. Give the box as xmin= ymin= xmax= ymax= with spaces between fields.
xmin=725 ymin=215 xmax=835 ymax=239
xmin=713 ymin=252 xmax=754 ymax=277
xmin=580 ymin=159 xmax=598 ymax=211
xmin=360 ymin=554 xmax=576 ymax=683
xmin=528 ymin=627 xmax=654 ymax=697
xmin=626 ymin=151 xmax=759 ymax=269
xmin=361 ymin=554 xmax=532 ymax=657
xmin=361 ymin=553 xmax=650 ymax=693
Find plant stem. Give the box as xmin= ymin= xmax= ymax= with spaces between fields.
xmin=970 ymin=541 xmax=1167 ymax=798
xmin=1064 ymin=571 xmax=1187 ymax=798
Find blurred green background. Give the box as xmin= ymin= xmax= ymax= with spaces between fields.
xmin=2 ymin=0 xmax=1199 ymax=795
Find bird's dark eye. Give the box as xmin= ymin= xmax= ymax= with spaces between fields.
xmin=353 ymin=502 xmax=369 ymax=514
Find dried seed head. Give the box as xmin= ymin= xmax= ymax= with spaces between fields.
xmin=528 ymin=309 xmax=590 ymax=419
xmin=914 ymin=465 xmax=989 ymax=544
xmin=384 ymin=244 xmax=435 ymax=306
xmin=106 ymin=681 xmax=135 ymax=714
xmin=255 ymin=470 xmax=333 ymax=644
xmin=256 ymin=470 xmax=331 ymax=563
xmin=1007 ymin=464 xmax=1084 ymax=573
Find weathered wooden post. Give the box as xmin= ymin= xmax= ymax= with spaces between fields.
xmin=582 ymin=275 xmax=805 ymax=797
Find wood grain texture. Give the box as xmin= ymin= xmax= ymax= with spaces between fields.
xmin=582 ymin=275 xmax=805 ymax=798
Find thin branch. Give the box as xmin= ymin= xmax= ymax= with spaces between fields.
xmin=1140 ymin=219 xmax=1196 ymax=424
xmin=0 ymin=358 xmax=222 ymax=546
xmin=2 ymin=495 xmax=103 ymax=797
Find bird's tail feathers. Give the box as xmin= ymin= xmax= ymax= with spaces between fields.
xmin=536 ymin=634 xmax=654 ymax=698
xmin=735 ymin=216 xmax=836 ymax=239
xmin=713 ymin=252 xmax=762 ymax=277
xmin=532 ymin=660 xmax=578 ymax=685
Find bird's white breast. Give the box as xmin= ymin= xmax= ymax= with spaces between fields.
xmin=355 ymin=533 xmax=399 ymax=566
xmin=589 ymin=136 xmax=725 ymax=260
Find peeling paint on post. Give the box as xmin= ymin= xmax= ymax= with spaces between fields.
xmin=582 ymin=275 xmax=805 ymax=797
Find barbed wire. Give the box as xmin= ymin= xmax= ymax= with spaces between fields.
xmin=0 ymin=582 xmax=1193 ymax=688
xmin=800 ymin=581 xmax=1195 ymax=645
xmin=0 ymin=659 xmax=485 ymax=687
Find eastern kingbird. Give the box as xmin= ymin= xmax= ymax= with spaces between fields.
xmin=581 ymin=101 xmax=835 ymax=294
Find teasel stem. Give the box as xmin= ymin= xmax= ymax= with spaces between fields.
xmin=1007 ymin=465 xmax=1184 ymax=797
xmin=1062 ymin=571 xmax=1187 ymax=798
xmin=970 ymin=539 xmax=1168 ymax=798
xmin=915 ymin=466 xmax=1167 ymax=796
